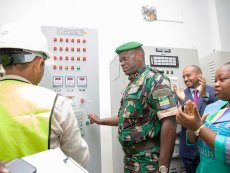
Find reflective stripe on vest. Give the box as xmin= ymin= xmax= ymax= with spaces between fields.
xmin=0 ymin=79 xmax=57 ymax=161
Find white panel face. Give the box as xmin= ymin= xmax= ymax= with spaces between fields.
xmin=110 ymin=46 xmax=199 ymax=173
xmin=40 ymin=26 xmax=101 ymax=173
xmin=110 ymin=56 xmax=120 ymax=81
xmin=219 ymin=51 xmax=230 ymax=64
xmin=200 ymin=51 xmax=230 ymax=86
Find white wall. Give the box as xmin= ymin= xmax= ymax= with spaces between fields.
xmin=0 ymin=0 xmax=229 ymax=172
xmin=215 ymin=0 xmax=230 ymax=51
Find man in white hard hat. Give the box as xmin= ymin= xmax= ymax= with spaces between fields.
xmin=0 ymin=23 xmax=90 ymax=167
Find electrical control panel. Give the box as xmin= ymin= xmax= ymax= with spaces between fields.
xmin=39 ymin=26 xmax=101 ymax=173
xmin=200 ymin=51 xmax=230 ymax=86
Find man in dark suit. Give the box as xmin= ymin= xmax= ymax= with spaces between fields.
xmin=173 ymin=65 xmax=217 ymax=173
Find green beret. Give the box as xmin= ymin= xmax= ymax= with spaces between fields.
xmin=115 ymin=41 xmax=143 ymax=54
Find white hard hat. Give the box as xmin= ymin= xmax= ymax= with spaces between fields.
xmin=0 ymin=22 xmax=52 ymax=59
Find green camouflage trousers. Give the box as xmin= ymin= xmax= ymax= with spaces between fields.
xmin=124 ymin=147 xmax=160 ymax=173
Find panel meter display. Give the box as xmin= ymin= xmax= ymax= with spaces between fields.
xmin=53 ymin=76 xmax=63 ymax=86
xmin=150 ymin=55 xmax=179 ymax=68
xmin=77 ymin=76 xmax=87 ymax=86
xmin=65 ymin=76 xmax=75 ymax=86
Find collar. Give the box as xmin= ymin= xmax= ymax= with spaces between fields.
xmin=189 ymin=86 xmax=200 ymax=93
xmin=0 ymin=75 xmax=31 ymax=84
xmin=128 ymin=65 xmax=148 ymax=81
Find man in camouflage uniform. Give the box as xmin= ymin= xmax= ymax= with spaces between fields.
xmin=88 ymin=42 xmax=177 ymax=173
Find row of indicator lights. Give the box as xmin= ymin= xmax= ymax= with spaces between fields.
xmin=53 ymin=65 xmax=81 ymax=70
xmin=53 ymin=47 xmax=87 ymax=52
xmin=54 ymin=56 xmax=86 ymax=61
xmin=53 ymin=38 xmax=86 ymax=43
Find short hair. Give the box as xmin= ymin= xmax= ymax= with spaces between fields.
xmin=3 ymin=62 xmax=30 ymax=71
xmin=185 ymin=65 xmax=202 ymax=74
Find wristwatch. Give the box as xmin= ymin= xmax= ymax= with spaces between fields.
xmin=194 ymin=124 xmax=205 ymax=136
xmin=159 ymin=165 xmax=168 ymax=173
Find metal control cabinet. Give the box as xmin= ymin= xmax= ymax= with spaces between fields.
xmin=40 ymin=26 xmax=101 ymax=173
xmin=200 ymin=51 xmax=230 ymax=86
xmin=110 ymin=46 xmax=199 ymax=173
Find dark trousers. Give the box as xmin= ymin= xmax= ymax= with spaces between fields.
xmin=182 ymin=154 xmax=200 ymax=173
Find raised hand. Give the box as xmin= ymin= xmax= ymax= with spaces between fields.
xmin=197 ymin=74 xmax=207 ymax=97
xmin=172 ymin=84 xmax=185 ymax=105
xmin=177 ymin=100 xmax=203 ymax=131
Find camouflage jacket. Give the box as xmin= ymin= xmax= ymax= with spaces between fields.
xmin=118 ymin=65 xmax=176 ymax=148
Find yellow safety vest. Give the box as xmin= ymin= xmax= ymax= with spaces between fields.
xmin=0 ymin=79 xmax=57 ymax=161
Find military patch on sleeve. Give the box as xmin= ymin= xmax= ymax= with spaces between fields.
xmin=159 ymin=97 xmax=171 ymax=110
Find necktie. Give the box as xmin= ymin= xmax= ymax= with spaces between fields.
xmin=193 ymin=89 xmax=199 ymax=105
